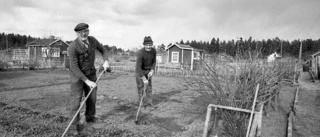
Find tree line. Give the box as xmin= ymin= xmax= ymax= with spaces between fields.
xmin=0 ymin=33 xmax=38 ymax=50
xmin=1 ymin=32 xmax=319 ymax=60
xmin=175 ymin=37 xmax=320 ymax=60
xmin=0 ymin=32 xmax=124 ymax=54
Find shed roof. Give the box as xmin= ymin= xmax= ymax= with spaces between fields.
xmin=310 ymin=50 xmax=320 ymax=57
xmin=268 ymin=52 xmax=281 ymax=57
xmin=26 ymin=38 xmax=69 ymax=47
xmin=166 ymin=43 xmax=204 ymax=51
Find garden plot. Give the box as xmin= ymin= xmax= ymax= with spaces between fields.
xmin=0 ymin=69 xmax=296 ymax=136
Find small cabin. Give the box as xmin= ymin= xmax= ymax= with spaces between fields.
xmin=26 ymin=37 xmax=69 ymax=68
xmin=165 ymin=43 xmax=204 ymax=70
xmin=267 ymin=52 xmax=281 ymax=62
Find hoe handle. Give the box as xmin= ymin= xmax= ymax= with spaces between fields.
xmin=61 ymin=70 xmax=106 ymax=137
xmin=135 ymin=77 xmax=150 ymax=123
xmin=135 ymin=84 xmax=147 ymax=121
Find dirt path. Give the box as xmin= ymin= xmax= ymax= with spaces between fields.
xmin=294 ymin=72 xmax=320 ymax=137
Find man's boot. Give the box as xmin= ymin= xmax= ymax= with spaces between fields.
xmin=69 ymin=124 xmax=84 ymax=136
xmin=145 ymin=98 xmax=157 ymax=109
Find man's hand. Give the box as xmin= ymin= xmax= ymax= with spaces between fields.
xmin=147 ymin=70 xmax=154 ymax=78
xmin=141 ymin=77 xmax=148 ymax=85
xmin=102 ymin=60 xmax=110 ymax=71
xmin=85 ymin=79 xmax=97 ymax=89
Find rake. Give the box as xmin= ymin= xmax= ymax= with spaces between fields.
xmin=134 ymin=78 xmax=149 ymax=125
xmin=61 ymin=69 xmax=109 ymax=137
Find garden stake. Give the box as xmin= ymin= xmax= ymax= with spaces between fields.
xmin=61 ymin=70 xmax=106 ymax=137
xmin=134 ymin=78 xmax=149 ymax=125
xmin=213 ymin=107 xmax=218 ymax=137
xmin=202 ymin=106 xmax=212 ymax=137
xmin=246 ymin=84 xmax=260 ymax=137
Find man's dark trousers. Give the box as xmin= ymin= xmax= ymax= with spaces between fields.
xmin=70 ymin=72 xmax=97 ymax=124
xmin=135 ymin=72 xmax=153 ymax=105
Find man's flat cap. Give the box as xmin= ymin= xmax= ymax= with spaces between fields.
xmin=143 ymin=36 xmax=153 ymax=45
xmin=74 ymin=23 xmax=89 ymax=31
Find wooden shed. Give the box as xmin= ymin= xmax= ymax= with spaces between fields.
xmin=310 ymin=51 xmax=320 ymax=79
xmin=26 ymin=37 xmax=69 ymax=68
xmin=165 ymin=43 xmax=204 ymax=70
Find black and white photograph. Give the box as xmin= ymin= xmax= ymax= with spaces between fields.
xmin=0 ymin=0 xmax=320 ymax=136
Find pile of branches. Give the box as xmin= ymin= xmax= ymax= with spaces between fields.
xmin=182 ymin=57 xmax=296 ymax=136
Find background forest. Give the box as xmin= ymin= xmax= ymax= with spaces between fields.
xmin=1 ymin=32 xmax=319 ymax=60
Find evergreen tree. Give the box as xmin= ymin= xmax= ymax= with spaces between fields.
xmin=157 ymin=44 xmax=166 ymax=53
xmin=180 ymin=39 xmax=184 ymax=44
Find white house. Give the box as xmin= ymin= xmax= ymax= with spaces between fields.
xmin=267 ymin=52 xmax=281 ymax=62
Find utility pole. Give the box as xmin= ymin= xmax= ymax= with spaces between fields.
xmin=280 ymin=40 xmax=283 ymax=56
xmin=6 ymin=34 xmax=8 ymax=52
xmin=299 ymin=39 xmax=303 ymax=63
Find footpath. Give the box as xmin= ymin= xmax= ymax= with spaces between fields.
xmin=294 ymin=72 xmax=320 ymax=137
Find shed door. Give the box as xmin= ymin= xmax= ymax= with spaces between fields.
xmin=64 ymin=54 xmax=70 ymax=68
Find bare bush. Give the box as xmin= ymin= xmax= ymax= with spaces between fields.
xmin=0 ymin=61 xmax=7 ymax=71
xmin=25 ymin=61 xmax=41 ymax=70
xmin=182 ymin=57 xmax=295 ymax=136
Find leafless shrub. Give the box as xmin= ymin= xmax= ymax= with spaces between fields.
xmin=182 ymin=55 xmax=295 ymax=136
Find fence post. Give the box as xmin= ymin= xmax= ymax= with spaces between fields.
xmin=249 ymin=112 xmax=258 ymax=137
xmin=287 ymin=111 xmax=294 ymax=137
xmin=293 ymin=61 xmax=298 ymax=85
xmin=256 ymin=104 xmax=264 ymax=136
xmin=203 ymin=106 xmax=213 ymax=137
xmin=246 ymin=84 xmax=260 ymax=137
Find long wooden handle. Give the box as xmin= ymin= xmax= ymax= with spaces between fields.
xmin=135 ymin=80 xmax=149 ymax=122
xmin=61 ymin=70 xmax=105 ymax=137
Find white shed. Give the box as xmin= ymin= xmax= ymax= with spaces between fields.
xmin=267 ymin=52 xmax=281 ymax=62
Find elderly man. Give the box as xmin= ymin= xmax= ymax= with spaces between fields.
xmin=68 ymin=23 xmax=109 ymax=134
xmin=135 ymin=36 xmax=157 ymax=108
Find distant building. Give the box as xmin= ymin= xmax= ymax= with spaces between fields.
xmin=267 ymin=52 xmax=281 ymax=62
xmin=26 ymin=36 xmax=69 ymax=68
xmin=156 ymin=53 xmax=166 ymax=64
xmin=310 ymin=51 xmax=320 ymax=79
xmin=218 ymin=53 xmax=234 ymax=62
xmin=165 ymin=43 xmax=204 ymax=70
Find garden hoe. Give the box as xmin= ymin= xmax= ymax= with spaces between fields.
xmin=61 ymin=68 xmax=111 ymax=137
xmin=134 ymin=79 xmax=149 ymax=125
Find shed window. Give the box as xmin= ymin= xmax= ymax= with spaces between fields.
xmin=172 ymin=52 xmax=179 ymax=63
xmin=193 ymin=51 xmax=200 ymax=59
xmin=42 ymin=47 xmax=60 ymax=57
xmin=52 ymin=47 xmax=60 ymax=57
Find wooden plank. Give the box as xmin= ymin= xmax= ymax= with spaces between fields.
xmin=246 ymin=84 xmax=260 ymax=137
xmin=208 ymin=104 xmax=253 ymax=113
xmin=257 ymin=104 xmax=264 ymax=137
xmin=202 ymin=106 xmax=213 ymax=137
xmin=212 ymin=107 xmax=218 ymax=137
xmin=249 ymin=112 xmax=259 ymax=137
xmin=287 ymin=111 xmax=294 ymax=137
xmin=293 ymin=85 xmax=300 ymax=114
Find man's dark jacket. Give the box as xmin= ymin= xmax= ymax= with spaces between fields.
xmin=135 ymin=48 xmax=156 ymax=78
xmin=69 ymin=36 xmax=108 ymax=82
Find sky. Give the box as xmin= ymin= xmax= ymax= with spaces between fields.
xmin=1 ymin=0 xmax=320 ymax=50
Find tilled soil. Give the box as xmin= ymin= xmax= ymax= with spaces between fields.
xmin=0 ymin=69 xmax=300 ymax=137
xmin=0 ymin=70 xmax=204 ymax=137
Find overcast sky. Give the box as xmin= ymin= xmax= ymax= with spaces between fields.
xmin=1 ymin=0 xmax=320 ymax=50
